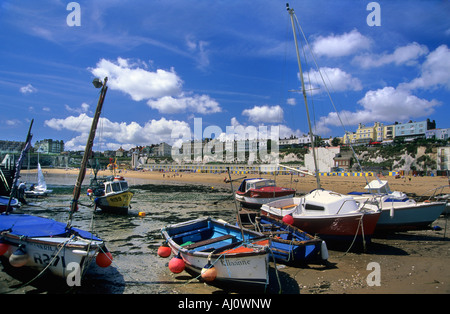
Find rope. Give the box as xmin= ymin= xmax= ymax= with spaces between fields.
xmin=2 ymin=235 xmax=74 ymax=294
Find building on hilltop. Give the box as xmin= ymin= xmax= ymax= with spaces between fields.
xmin=343 ymin=119 xmax=437 ymax=145
xmin=34 ymin=139 xmax=64 ymax=154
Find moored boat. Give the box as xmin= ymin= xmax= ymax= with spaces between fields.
xmin=235 ymin=178 xmax=295 ymax=209
xmin=0 ymin=77 xmax=113 ymax=281
xmin=349 ymin=179 xmax=446 ymax=232
xmin=160 ymin=217 xmax=270 ymax=288
xmin=0 ymin=195 xmax=19 ymax=213
xmin=25 ymin=163 xmax=53 ymax=197
xmin=261 ymin=189 xmax=381 ymax=245
xmin=241 ymin=213 xmax=328 ymax=265
xmin=88 ymin=175 xmax=133 ymax=214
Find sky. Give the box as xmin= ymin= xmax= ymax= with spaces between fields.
xmin=1 ymin=0 xmax=449 ymax=151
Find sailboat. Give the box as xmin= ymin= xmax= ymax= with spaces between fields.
xmin=25 ymin=163 xmax=53 ymax=197
xmin=260 ymin=5 xmax=380 ymax=245
xmin=0 ymin=78 xmax=113 ymax=280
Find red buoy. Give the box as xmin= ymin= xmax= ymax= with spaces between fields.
xmin=282 ymin=214 xmax=294 ymax=225
xmin=96 ymin=251 xmax=113 ymax=268
xmin=157 ymin=244 xmax=171 ymax=258
xmin=168 ymin=254 xmax=185 ymax=274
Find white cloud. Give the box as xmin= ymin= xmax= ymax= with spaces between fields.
xmin=399 ymin=44 xmax=450 ymax=90
xmin=312 ymin=29 xmax=371 ymax=57
xmin=242 ymin=105 xmax=284 ymax=123
xmin=90 ymin=57 xmax=183 ymax=101
xmin=306 ymin=67 xmax=362 ymax=93
xmin=146 ymin=93 xmax=221 ymax=114
xmin=315 ymin=86 xmax=440 ymax=134
xmin=354 ymin=42 xmax=429 ymax=68
xmin=186 ymin=36 xmax=210 ymax=70
xmin=90 ymin=57 xmax=221 ymax=114
xmin=20 ymin=84 xmax=37 ymax=94
xmin=44 ymin=114 xmax=190 ymax=150
xmin=65 ymin=102 xmax=90 ymax=114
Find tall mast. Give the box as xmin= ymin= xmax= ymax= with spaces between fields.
xmin=287 ymin=4 xmax=321 ymax=189
xmin=67 ymin=77 xmax=108 ymax=227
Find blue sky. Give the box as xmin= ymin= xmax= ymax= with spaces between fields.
xmin=1 ymin=0 xmax=449 ymax=151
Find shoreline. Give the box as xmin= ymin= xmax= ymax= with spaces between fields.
xmin=25 ymin=167 xmax=449 ymax=196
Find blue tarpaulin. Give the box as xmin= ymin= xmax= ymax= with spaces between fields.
xmin=0 ymin=214 xmax=101 ymax=241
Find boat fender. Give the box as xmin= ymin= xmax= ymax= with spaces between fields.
xmin=282 ymin=215 xmax=294 ymax=225
xmin=201 ymin=261 xmax=217 ymax=282
xmin=0 ymin=241 xmax=10 ymax=256
xmin=9 ymin=245 xmax=28 ymax=267
xmin=390 ymin=207 xmax=395 ymax=219
xmin=320 ymin=241 xmax=329 ymax=261
xmin=168 ymin=254 xmax=185 ymax=274
xmin=96 ymin=246 xmax=113 ymax=268
xmin=157 ymin=243 xmax=171 ymax=258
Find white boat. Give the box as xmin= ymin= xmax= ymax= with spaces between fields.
xmin=261 ymin=189 xmax=380 ymax=244
xmin=160 ymin=217 xmax=270 ymax=288
xmin=25 ymin=163 xmax=53 ymax=197
xmin=348 ymin=179 xmax=446 ymax=232
xmin=0 ymin=78 xmax=113 ymax=280
xmin=235 ymin=178 xmax=295 ymax=209
xmin=261 ymin=5 xmax=380 ymax=247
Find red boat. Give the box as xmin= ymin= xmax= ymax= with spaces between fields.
xmin=235 ymin=178 xmax=296 ymax=209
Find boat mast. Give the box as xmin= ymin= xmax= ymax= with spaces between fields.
xmin=287 ymin=4 xmax=321 ymax=189
xmin=6 ymin=119 xmax=33 ymax=213
xmin=67 ymin=77 xmax=108 ymax=227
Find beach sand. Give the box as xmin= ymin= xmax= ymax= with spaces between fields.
xmin=8 ymin=168 xmax=450 ymax=294
xmin=35 ymin=167 xmax=450 ymax=197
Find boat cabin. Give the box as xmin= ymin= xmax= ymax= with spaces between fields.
xmin=104 ymin=176 xmax=129 ymax=195
xmin=237 ymin=178 xmax=276 ymax=193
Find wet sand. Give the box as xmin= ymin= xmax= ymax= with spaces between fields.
xmin=6 ymin=168 xmax=450 ymax=294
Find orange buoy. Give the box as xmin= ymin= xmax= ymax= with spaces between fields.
xmin=168 ymin=254 xmax=185 ymax=273
xmin=96 ymin=248 xmax=113 ymax=268
xmin=201 ymin=262 xmax=217 ymax=282
xmin=157 ymin=243 xmax=171 ymax=258
xmin=282 ymin=214 xmax=294 ymax=225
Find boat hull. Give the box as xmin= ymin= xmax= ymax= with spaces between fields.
xmin=258 ymin=219 xmax=327 ymax=264
xmin=235 ymin=193 xmax=294 ymax=209
xmin=261 ymin=210 xmax=380 ymax=243
xmin=0 ymin=196 xmax=19 ymax=213
xmin=94 ymin=190 xmax=133 ymax=214
xmin=0 ymin=214 xmax=106 ymax=279
xmin=161 ymin=217 xmax=270 ymax=287
xmin=375 ymin=202 xmax=445 ymax=232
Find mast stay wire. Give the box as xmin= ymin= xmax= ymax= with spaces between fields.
xmin=291 ymin=11 xmax=368 ymax=183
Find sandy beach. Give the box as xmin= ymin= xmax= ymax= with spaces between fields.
xmin=9 ymin=168 xmax=450 ymax=294
xmin=34 ymin=167 xmax=450 ymax=197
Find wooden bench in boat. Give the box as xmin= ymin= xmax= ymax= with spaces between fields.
xmin=183 ymin=234 xmax=235 ymax=250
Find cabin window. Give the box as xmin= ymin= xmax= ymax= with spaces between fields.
xmin=106 ymin=184 xmax=112 ymax=193
xmin=112 ymin=182 xmax=121 ymax=192
xmin=305 ymin=203 xmax=325 ymax=211
xmin=120 ymin=181 xmax=128 ymax=190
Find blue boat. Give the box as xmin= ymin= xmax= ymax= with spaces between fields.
xmin=242 ymin=213 xmax=328 ymax=265
xmin=160 ymin=217 xmax=270 ymax=287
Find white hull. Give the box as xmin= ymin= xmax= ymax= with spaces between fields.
xmin=2 ymin=235 xmax=103 ymax=278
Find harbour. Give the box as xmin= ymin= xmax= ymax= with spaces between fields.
xmin=0 ymin=170 xmax=448 ymax=294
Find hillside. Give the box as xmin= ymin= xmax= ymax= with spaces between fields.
xmin=279 ymin=138 xmax=448 ymax=174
